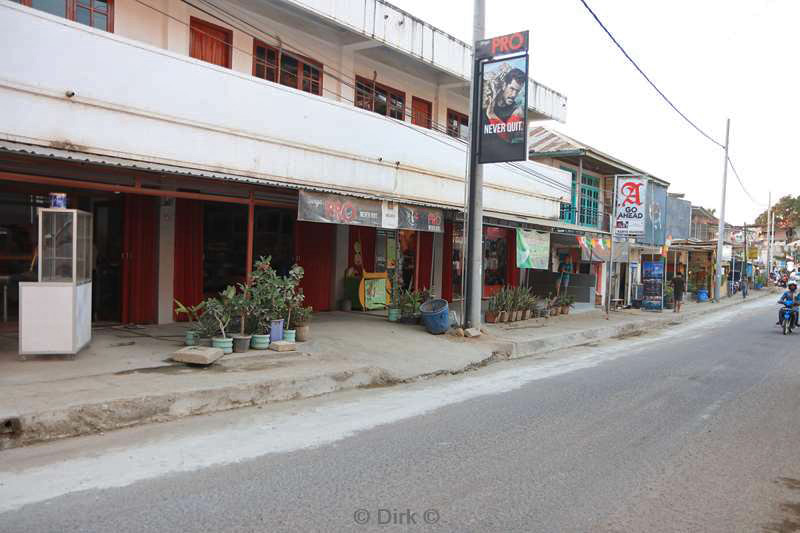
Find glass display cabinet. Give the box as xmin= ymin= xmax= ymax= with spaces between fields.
xmin=19 ymin=209 xmax=93 ymax=358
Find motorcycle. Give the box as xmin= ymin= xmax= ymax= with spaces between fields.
xmin=778 ymin=301 xmax=798 ymax=335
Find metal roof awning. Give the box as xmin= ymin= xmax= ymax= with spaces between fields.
xmin=481 ymin=209 xmax=611 ymax=237
xmin=0 ymin=140 xmax=449 ymax=210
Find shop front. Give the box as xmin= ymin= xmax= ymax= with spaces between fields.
xmin=296 ymin=191 xmax=445 ymax=314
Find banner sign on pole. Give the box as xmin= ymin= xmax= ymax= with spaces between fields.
xmin=516 ymin=228 xmax=549 ymax=269
xmin=478 ymin=55 xmax=529 ymax=164
xmin=475 ymin=30 xmax=529 ymax=60
xmin=298 ymin=191 xmax=443 ymax=232
xmin=615 ymin=175 xmax=647 ymax=235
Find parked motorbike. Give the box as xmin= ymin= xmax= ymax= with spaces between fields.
xmin=778 ymin=301 xmax=798 ymax=335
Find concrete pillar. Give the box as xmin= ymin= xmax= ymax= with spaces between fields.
xmin=157 ymin=197 xmax=176 ymax=324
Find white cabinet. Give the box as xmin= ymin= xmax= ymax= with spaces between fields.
xmin=19 ymin=209 xmax=93 ymax=357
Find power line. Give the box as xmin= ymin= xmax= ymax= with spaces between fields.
xmin=577 ymin=0 xmax=770 ymax=209
xmin=727 ymin=156 xmax=767 ymax=207
xmin=577 ymin=0 xmax=724 ymax=149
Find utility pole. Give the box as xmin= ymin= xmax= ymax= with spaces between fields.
xmin=766 ymin=191 xmax=772 ymax=284
xmin=714 ymin=118 xmax=730 ymax=303
xmin=743 ymin=221 xmax=748 ymax=298
xmin=463 ymin=0 xmax=485 ymax=329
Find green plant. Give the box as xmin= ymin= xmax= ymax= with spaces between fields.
xmin=282 ymin=264 xmax=305 ymax=328
xmin=174 ymin=299 xmax=206 ymax=325
xmin=487 ymin=292 xmax=499 ymax=313
xmin=558 ymin=294 xmax=575 ymax=308
xmin=291 ymin=306 xmax=313 ymax=328
xmin=203 ymin=285 xmax=237 ymax=339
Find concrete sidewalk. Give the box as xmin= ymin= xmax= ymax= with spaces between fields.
xmin=0 ymin=290 xmax=776 ymax=449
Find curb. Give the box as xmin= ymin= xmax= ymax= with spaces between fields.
xmin=505 ymin=289 xmax=777 ymax=359
xmin=0 ymin=290 xmax=776 ymax=450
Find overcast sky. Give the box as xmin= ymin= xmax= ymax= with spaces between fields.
xmin=392 ymin=0 xmax=796 ymax=225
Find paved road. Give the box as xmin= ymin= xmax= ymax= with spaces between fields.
xmin=3 ymin=298 xmax=800 ymax=532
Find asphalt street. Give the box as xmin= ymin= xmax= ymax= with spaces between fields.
xmin=3 ymin=297 xmax=800 ymax=533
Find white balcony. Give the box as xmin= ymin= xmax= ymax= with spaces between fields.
xmin=0 ymin=3 xmax=570 ymax=219
xmin=239 ymin=0 xmax=567 ymax=122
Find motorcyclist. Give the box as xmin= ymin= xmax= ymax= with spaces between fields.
xmin=777 ymin=281 xmax=799 ymax=326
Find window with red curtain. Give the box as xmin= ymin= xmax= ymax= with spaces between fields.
xmin=173 ymin=199 xmax=204 ymax=321
xmin=14 ymin=0 xmax=113 ymax=31
xmin=190 ymin=17 xmax=232 ymax=69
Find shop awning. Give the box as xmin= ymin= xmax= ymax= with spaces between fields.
xmin=0 ymin=140 xmax=449 ymax=211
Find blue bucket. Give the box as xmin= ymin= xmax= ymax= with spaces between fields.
xmin=420 ymin=299 xmax=450 ymax=335
xmin=269 ymin=319 xmax=285 ymax=342
xmin=697 ymin=288 xmax=709 ymax=302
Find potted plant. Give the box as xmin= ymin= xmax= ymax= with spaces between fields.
xmin=663 ymin=285 xmax=674 ymax=309
xmin=524 ymin=293 xmax=535 ymax=320
xmin=550 ymin=295 xmax=561 ymax=316
xmin=281 ymin=264 xmax=305 ymax=343
xmin=400 ymin=289 xmax=423 ymax=324
xmin=174 ymin=299 xmax=206 ymax=346
xmin=516 ymin=288 xmax=527 ymax=321
xmin=560 ymin=294 xmax=575 ymax=315
xmin=292 ymin=306 xmax=313 ymax=342
xmin=494 ymin=288 xmax=507 ymax=323
xmin=248 ymin=257 xmax=277 ymax=349
xmin=485 ymin=293 xmax=499 ymax=323
xmin=205 ymin=285 xmax=236 ymax=354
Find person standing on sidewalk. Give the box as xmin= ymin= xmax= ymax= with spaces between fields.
xmin=556 ymin=254 xmax=573 ymax=297
xmin=672 ymin=269 xmax=686 ymax=313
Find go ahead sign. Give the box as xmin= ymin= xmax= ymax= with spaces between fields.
xmin=615 ymin=175 xmax=647 ymax=235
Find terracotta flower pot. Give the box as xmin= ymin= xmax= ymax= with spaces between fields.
xmin=485 ymin=311 xmax=498 ymax=323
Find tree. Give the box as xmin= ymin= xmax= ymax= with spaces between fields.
xmin=754 ymin=195 xmax=800 ymax=230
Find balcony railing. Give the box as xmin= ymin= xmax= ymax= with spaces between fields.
xmin=0 ymin=2 xmax=572 ymax=220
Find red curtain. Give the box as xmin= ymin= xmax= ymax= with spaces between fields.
xmin=442 ymin=222 xmax=453 ymax=301
xmin=417 ymin=231 xmax=434 ymax=291
xmin=507 ymin=227 xmax=520 ymax=287
xmin=173 ymin=199 xmax=204 ymax=321
xmin=348 ymin=226 xmax=375 ymax=273
xmin=295 ymin=221 xmax=334 ymax=312
xmin=190 ymin=19 xmax=231 ymax=68
xmin=121 ymin=195 xmax=158 ymax=324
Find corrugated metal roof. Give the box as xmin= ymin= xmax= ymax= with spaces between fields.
xmin=0 ymin=140 xmax=447 ymax=210
xmin=528 ymin=126 xmax=669 ymax=186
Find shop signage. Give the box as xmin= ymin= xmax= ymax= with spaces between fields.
xmin=399 ymin=205 xmax=443 ymax=233
xmin=475 ymin=30 xmax=529 ymax=60
xmin=381 ymin=201 xmax=398 ymax=229
xmin=516 ymin=228 xmax=549 ymax=269
xmin=615 ymin=175 xmax=647 ymax=235
xmin=478 ymin=54 xmax=529 ymax=164
xmin=298 ymin=191 xmax=442 ymax=232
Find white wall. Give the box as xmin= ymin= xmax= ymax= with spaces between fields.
xmin=0 ymin=4 xmax=570 ymax=220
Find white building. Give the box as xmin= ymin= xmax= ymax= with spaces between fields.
xmin=0 ymin=0 xmax=571 ymax=324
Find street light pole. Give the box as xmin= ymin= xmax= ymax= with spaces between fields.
xmin=463 ymin=0 xmax=485 ymax=329
xmin=714 ymin=118 xmax=731 ymax=303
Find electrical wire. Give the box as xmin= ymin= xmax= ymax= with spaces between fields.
xmin=727 ymin=156 xmax=767 ymax=207
xmin=577 ymin=0 xmax=724 ymax=149
xmin=578 ymin=0 xmax=770 ymax=209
